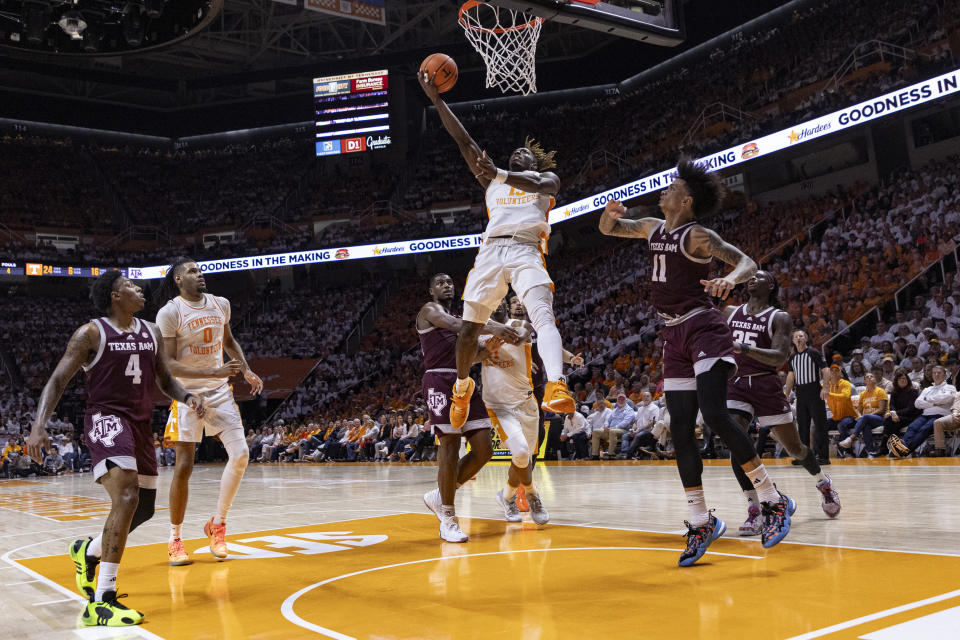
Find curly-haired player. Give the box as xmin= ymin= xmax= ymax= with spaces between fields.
xmin=599 ymin=158 xmax=794 ymax=566
xmin=418 ymin=70 xmax=576 ymax=431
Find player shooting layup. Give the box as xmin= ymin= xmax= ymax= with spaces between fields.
xmin=418 ymin=70 xmax=576 ymax=431
xmin=155 ymin=257 xmax=263 ymax=564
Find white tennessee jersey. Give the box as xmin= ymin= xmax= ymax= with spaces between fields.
xmin=481 ymin=320 xmax=534 ymax=407
xmin=155 ymin=293 xmax=231 ymax=393
xmin=484 ymin=180 xmax=555 ymax=246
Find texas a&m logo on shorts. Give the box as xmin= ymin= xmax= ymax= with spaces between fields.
xmin=89 ymin=412 xmax=125 ymax=447
xmin=427 ymin=388 xmax=447 ymax=417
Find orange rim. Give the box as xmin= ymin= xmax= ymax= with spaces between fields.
xmin=459 ymin=0 xmax=542 ymax=34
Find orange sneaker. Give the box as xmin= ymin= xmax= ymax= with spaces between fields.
xmin=449 ymin=378 xmax=475 ymax=429
xmin=167 ymin=537 xmax=191 ymax=566
xmin=541 ymin=380 xmax=576 ymax=414
xmin=204 ymin=518 xmax=228 ymax=560
xmin=515 ymin=485 xmax=530 ymax=512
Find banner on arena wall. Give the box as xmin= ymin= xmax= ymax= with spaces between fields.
xmin=148 ymin=357 xmax=320 ymax=405
xmin=272 ymin=0 xmax=385 ymax=25
xmin=128 ymin=234 xmax=483 ymax=280
xmin=9 ymin=68 xmax=960 ymax=281
xmin=548 ymin=67 xmax=960 ymax=224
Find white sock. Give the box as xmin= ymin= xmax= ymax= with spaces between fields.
xmin=95 ymin=562 xmax=119 ymax=600
xmin=454 ymin=378 xmax=470 ymax=395
xmin=743 ymin=490 xmax=759 ymax=510
xmin=170 ymin=523 xmax=182 ymax=541
xmin=535 ymin=322 xmax=564 ymax=381
xmin=685 ymin=488 xmax=709 ymax=526
xmin=504 ymin=484 xmax=517 ymax=500
xmin=215 ymin=431 xmax=249 ymax=524
xmin=815 ymin=472 xmax=828 ymax=484
xmin=87 ymin=535 xmax=102 ymax=559
xmin=744 ymin=465 xmax=780 ymax=504
xmin=440 ymin=504 xmax=455 ymax=518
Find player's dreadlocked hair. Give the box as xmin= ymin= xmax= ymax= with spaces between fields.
xmin=154 ymin=256 xmax=194 ymax=307
xmin=90 ymin=269 xmax=124 ymax=314
xmin=524 ymin=137 xmax=557 ymax=171
xmin=676 ymin=156 xmax=724 ymax=219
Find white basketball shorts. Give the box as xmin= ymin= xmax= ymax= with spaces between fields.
xmin=462 ymin=239 xmax=553 ymax=324
xmin=164 ymin=384 xmax=242 ymax=443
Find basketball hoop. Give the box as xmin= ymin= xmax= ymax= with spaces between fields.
xmin=459 ymin=1 xmax=543 ymax=96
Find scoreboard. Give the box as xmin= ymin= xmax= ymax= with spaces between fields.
xmin=0 ymin=261 xmax=121 ymax=278
xmin=314 ymin=70 xmax=392 ymax=157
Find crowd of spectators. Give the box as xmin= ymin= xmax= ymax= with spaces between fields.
xmin=0 ymin=0 xmax=955 ymax=267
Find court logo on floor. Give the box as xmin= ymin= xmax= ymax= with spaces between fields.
xmin=192 ymin=529 xmax=388 ymax=560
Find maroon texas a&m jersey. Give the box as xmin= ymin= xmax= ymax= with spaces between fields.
xmin=83 ymin=317 xmax=158 ymax=422
xmin=419 ymin=323 xmax=458 ymax=371
xmin=727 ymin=305 xmax=778 ymax=377
xmin=648 ymin=220 xmax=714 ymax=317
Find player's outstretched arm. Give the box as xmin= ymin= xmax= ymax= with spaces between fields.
xmin=26 ymin=322 xmax=99 ymax=462
xmin=688 ymin=225 xmax=757 ymax=299
xmin=418 ymin=302 xmax=522 ymax=344
xmin=152 ymin=327 xmax=206 ymax=418
xmin=474 ymin=151 xmax=560 ymax=195
xmin=598 ymin=200 xmax=661 ymax=239
xmin=223 ymin=322 xmax=263 ymax=395
xmin=418 ymin=70 xmax=489 ymax=188
xmin=735 ymin=310 xmax=793 ymax=368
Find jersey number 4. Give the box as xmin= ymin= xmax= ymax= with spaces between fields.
xmin=651 ymin=254 xmax=667 ymax=283
xmin=732 ymin=330 xmax=758 ymax=347
xmin=125 ymin=354 xmax=142 ymax=385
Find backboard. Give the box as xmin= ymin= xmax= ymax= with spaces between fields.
xmin=487 ymin=0 xmax=685 ymax=46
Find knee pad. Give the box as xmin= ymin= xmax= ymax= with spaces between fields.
xmin=222 ymin=432 xmax=250 ymax=469
xmin=511 ymin=442 xmax=531 ymax=469
xmin=522 ymin=286 xmax=556 ymax=331
xmin=129 ymin=488 xmax=156 ymax=533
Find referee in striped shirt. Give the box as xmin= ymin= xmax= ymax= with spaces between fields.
xmin=785 ymin=328 xmax=831 ymax=464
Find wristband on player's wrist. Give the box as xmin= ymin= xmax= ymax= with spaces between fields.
xmin=183 ymin=393 xmax=195 ymax=405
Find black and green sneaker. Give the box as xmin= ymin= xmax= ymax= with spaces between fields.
xmin=81 ymin=591 xmax=144 ymax=627
xmin=68 ymin=537 xmax=98 ymax=599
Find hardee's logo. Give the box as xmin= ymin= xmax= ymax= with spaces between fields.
xmin=372 ymin=246 xmax=403 ymax=256
xmin=787 ymin=130 xmax=800 ymax=144
xmin=335 ymin=249 xmax=349 ymax=259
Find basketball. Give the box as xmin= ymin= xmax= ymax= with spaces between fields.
xmin=420 ymin=53 xmax=458 ymax=93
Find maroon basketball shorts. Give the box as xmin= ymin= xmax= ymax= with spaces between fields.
xmin=727 ymin=373 xmax=794 ymax=427
xmin=422 ymin=369 xmax=491 ymax=436
xmin=84 ymin=408 xmax=158 ymax=489
xmin=662 ymin=308 xmax=736 ymax=391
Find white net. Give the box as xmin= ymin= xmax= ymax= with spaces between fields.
xmin=459 ymin=1 xmax=543 ymax=96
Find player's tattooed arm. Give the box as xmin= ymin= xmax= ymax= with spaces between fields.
xmin=418 ymin=71 xmax=489 ymax=188
xmin=598 ymin=200 xmax=661 ymax=239
xmin=689 ymin=225 xmax=757 ymax=299
xmin=735 ymin=311 xmax=793 ymax=368
xmin=418 ymin=302 xmax=522 ymax=344
xmin=152 ymin=328 xmax=206 ymax=418
xmin=26 ymin=322 xmax=99 ymax=461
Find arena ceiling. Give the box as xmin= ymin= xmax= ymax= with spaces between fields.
xmin=0 ymin=0 xmax=792 ymax=115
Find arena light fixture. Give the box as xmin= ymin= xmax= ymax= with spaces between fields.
xmin=57 ymin=9 xmax=85 ymax=40
xmin=0 ymin=0 xmax=220 ymax=55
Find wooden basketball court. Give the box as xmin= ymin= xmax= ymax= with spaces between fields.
xmin=2 ymin=459 xmax=959 ymax=639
